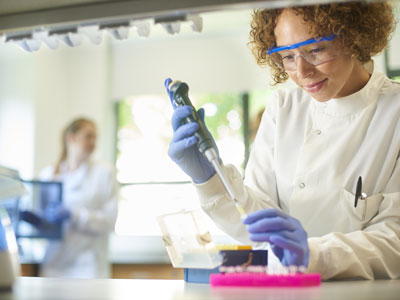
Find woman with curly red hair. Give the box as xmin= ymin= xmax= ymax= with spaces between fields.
xmin=166 ymin=1 xmax=400 ymax=280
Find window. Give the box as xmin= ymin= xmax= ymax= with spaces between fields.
xmin=115 ymin=89 xmax=271 ymax=236
xmin=385 ymin=47 xmax=400 ymax=80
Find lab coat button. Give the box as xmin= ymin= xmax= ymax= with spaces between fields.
xmin=315 ymin=130 xmax=322 ymax=135
xmin=299 ymin=182 xmax=305 ymax=188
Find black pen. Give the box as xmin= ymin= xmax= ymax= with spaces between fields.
xmin=354 ymin=176 xmax=367 ymax=208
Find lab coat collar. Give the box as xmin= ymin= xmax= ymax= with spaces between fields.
xmin=58 ymin=160 xmax=90 ymax=190
xmin=311 ymin=60 xmax=386 ymax=117
xmin=58 ymin=160 xmax=89 ymax=175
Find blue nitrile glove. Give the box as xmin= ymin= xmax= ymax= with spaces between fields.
xmin=243 ymin=208 xmax=310 ymax=267
xmin=44 ymin=204 xmax=71 ymax=224
xmin=0 ymin=221 xmax=7 ymax=251
xmin=165 ymin=78 xmax=216 ymax=183
xmin=19 ymin=210 xmax=44 ymax=228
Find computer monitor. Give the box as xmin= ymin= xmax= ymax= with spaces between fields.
xmin=2 ymin=180 xmax=63 ymax=240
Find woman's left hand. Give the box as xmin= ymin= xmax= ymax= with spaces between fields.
xmin=243 ymin=208 xmax=309 ymax=267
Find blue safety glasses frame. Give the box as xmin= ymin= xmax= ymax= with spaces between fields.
xmin=267 ymin=34 xmax=337 ymax=55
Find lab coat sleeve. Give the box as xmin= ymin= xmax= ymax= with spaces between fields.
xmin=70 ymin=165 xmax=119 ymax=235
xmin=195 ymin=94 xmax=282 ymax=244
xmin=307 ymin=157 xmax=400 ymax=280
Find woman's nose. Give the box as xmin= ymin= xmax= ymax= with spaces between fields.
xmin=296 ymin=55 xmax=314 ymax=79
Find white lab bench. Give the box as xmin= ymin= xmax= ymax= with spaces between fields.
xmin=1 ymin=277 xmax=399 ymax=300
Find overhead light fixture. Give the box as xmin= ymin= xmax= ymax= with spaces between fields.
xmin=162 ymin=22 xmax=181 ymax=35
xmin=105 ymin=26 xmax=129 ymax=40
xmin=57 ymin=32 xmax=82 ymax=47
xmin=33 ymin=31 xmax=59 ymax=50
xmin=4 ymin=33 xmax=40 ymax=52
xmin=155 ymin=13 xmax=202 ymax=35
xmin=4 ymin=30 xmax=60 ymax=51
xmin=16 ymin=39 xmax=41 ymax=52
xmin=1 ymin=13 xmax=202 ymax=52
xmin=187 ymin=14 xmax=203 ymax=33
xmin=48 ymin=27 xmax=82 ymax=47
xmin=78 ymin=25 xmax=103 ymax=45
xmin=108 ymin=27 xmax=129 ymax=40
xmin=155 ymin=14 xmax=184 ymax=35
xmin=131 ymin=20 xmax=151 ymax=38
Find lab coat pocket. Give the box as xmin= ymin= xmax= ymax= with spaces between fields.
xmin=340 ymin=189 xmax=383 ymax=230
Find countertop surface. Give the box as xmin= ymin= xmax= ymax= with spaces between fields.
xmin=1 ymin=276 xmax=400 ymax=300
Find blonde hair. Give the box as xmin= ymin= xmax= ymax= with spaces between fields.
xmin=54 ymin=118 xmax=96 ymax=175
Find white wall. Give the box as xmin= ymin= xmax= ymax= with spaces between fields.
xmin=0 ymin=40 xmax=113 ymax=178
xmin=0 ymin=46 xmax=35 ymax=178
xmin=32 ymin=41 xmax=113 ymax=176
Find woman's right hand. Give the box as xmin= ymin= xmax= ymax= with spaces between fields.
xmin=165 ymin=78 xmax=215 ymax=183
xmin=45 ymin=204 xmax=71 ymax=224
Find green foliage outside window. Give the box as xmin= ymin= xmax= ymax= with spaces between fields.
xmin=392 ymin=76 xmax=400 ymax=82
xmin=195 ymin=92 xmax=242 ymax=141
xmin=116 ymin=88 xmax=274 ymax=182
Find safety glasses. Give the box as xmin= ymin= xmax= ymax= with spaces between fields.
xmin=267 ymin=34 xmax=342 ymax=71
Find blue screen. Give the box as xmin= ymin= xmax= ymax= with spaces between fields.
xmin=4 ymin=180 xmax=63 ymax=240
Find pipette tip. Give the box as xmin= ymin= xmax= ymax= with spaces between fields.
xmin=234 ymin=202 xmax=247 ymax=220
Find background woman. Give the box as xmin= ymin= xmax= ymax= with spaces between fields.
xmin=39 ymin=117 xmax=118 ymax=278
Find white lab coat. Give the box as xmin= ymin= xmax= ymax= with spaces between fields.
xmin=39 ymin=160 xmax=118 ymax=278
xmin=195 ymin=61 xmax=400 ymax=280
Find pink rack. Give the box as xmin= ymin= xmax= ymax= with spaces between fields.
xmin=210 ymin=272 xmax=321 ymax=287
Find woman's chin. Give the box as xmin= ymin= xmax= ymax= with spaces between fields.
xmin=306 ymin=90 xmax=332 ymax=102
